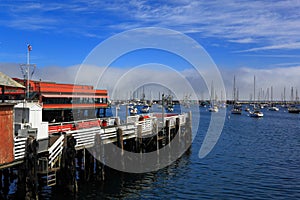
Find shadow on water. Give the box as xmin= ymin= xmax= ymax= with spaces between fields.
xmin=40 ymin=150 xmax=192 ymax=200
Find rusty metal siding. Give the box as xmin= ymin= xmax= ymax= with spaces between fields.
xmin=0 ymin=104 xmax=14 ymax=165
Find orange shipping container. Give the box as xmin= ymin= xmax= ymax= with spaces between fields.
xmin=0 ymin=104 xmax=15 ymax=165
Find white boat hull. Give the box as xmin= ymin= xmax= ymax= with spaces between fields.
xmin=250 ymin=111 xmax=264 ymax=117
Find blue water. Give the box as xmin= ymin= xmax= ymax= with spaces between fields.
xmin=69 ymin=105 xmax=300 ymax=199
xmin=7 ymin=105 xmax=300 ymax=199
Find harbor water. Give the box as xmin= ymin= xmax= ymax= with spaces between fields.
xmin=6 ymin=105 xmax=300 ymax=199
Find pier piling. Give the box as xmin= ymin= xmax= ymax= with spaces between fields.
xmin=84 ymin=148 xmax=94 ymax=182
xmin=137 ymin=125 xmax=143 ymax=154
xmin=57 ymin=135 xmax=77 ymax=193
xmin=17 ymin=136 xmax=39 ymax=200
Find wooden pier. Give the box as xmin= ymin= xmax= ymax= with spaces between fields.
xmin=0 ymin=111 xmax=192 ymax=199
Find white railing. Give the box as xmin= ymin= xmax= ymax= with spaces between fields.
xmin=69 ymin=127 xmax=101 ymax=149
xmin=48 ymin=135 xmax=64 ymax=168
xmin=179 ymin=114 xmax=186 ymax=125
xmin=119 ymin=124 xmax=136 ymax=139
xmin=138 ymin=119 xmax=152 ymax=133
xmin=14 ymin=137 xmax=27 ymax=160
xmin=100 ymin=125 xmax=137 ymax=144
xmin=127 ymin=116 xmax=139 ymax=124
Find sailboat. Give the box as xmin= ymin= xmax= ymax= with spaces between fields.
xmin=231 ymin=75 xmax=242 ymax=115
xmin=208 ymin=81 xmax=219 ymax=112
xmin=250 ymin=75 xmax=264 ymax=118
xmin=268 ymin=86 xmax=279 ymax=111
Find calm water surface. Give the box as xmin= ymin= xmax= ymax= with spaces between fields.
xmin=9 ymin=105 xmax=300 ymax=199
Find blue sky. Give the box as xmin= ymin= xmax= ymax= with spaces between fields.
xmin=1 ymin=0 xmax=300 ymax=100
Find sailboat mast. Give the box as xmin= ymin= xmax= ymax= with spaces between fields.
xmin=233 ymin=75 xmax=236 ymax=102
xmin=210 ymin=81 xmax=214 ymax=104
xmin=253 ymin=75 xmax=256 ymax=103
xmin=271 ymin=86 xmax=273 ymax=102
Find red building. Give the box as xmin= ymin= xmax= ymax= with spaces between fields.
xmin=4 ymin=78 xmax=109 ymax=122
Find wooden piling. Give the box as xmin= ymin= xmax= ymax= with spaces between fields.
xmin=94 ymin=134 xmax=105 ymax=181
xmin=84 ymin=148 xmax=94 ymax=182
xmin=175 ymin=117 xmax=181 ymax=148
xmin=57 ymin=135 xmax=77 ymax=193
xmin=175 ymin=117 xmax=180 ymax=137
xmin=166 ymin=120 xmax=171 ymax=146
xmin=2 ymin=168 xmax=10 ymax=198
xmin=77 ymin=149 xmax=84 ymax=180
xmin=0 ymin=169 xmax=2 ymax=189
xmin=17 ymin=136 xmax=39 ymax=200
xmin=116 ymin=128 xmax=124 ymax=155
xmin=185 ymin=111 xmax=192 ymax=150
xmin=137 ymin=125 xmax=143 ymax=154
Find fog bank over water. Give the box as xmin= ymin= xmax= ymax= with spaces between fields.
xmin=1 ymin=63 xmax=299 ymax=101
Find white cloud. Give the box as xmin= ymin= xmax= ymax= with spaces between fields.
xmin=221 ymin=66 xmax=300 ymax=101
xmin=1 ymin=62 xmax=300 ymax=101
xmin=1 ymin=0 xmax=300 ymax=51
xmin=228 ymin=38 xmax=255 ymax=44
xmin=239 ymin=42 xmax=300 ymax=52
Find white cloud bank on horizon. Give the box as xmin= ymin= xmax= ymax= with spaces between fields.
xmin=0 ymin=63 xmax=300 ymax=101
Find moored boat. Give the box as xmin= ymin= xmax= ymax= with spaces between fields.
xmin=244 ymin=107 xmax=250 ymax=112
xmin=130 ymin=107 xmax=138 ymax=115
xmin=288 ymin=106 xmax=300 ymax=113
xmin=231 ymin=104 xmax=242 ymax=114
xmin=269 ymin=106 xmax=279 ymax=111
xmin=250 ymin=110 xmax=264 ymax=117
xmin=141 ymin=105 xmax=150 ymax=113
xmin=209 ymin=105 xmax=219 ymax=112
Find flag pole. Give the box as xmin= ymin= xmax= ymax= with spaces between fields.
xmin=26 ymin=44 xmax=31 ymax=100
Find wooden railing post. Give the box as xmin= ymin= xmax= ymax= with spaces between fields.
xmin=117 ymin=128 xmax=124 ymax=155
xmin=166 ymin=120 xmax=171 ymax=147
xmin=137 ymin=125 xmax=143 ymax=154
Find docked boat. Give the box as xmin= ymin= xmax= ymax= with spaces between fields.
xmin=141 ymin=105 xmax=150 ymax=113
xmin=129 ymin=107 xmax=138 ymax=115
xmin=166 ymin=104 xmax=174 ymax=112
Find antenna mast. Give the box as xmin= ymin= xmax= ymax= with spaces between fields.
xmin=20 ymin=44 xmax=36 ymax=100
